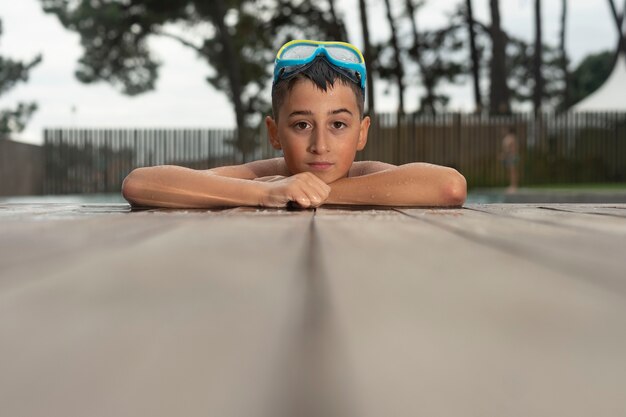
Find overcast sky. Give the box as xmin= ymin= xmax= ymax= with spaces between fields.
xmin=0 ymin=0 xmax=621 ymax=144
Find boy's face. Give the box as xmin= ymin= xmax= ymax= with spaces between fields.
xmin=266 ymin=79 xmax=370 ymax=184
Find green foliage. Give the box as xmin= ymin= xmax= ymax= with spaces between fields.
xmin=39 ymin=0 xmax=342 ymax=159
xmin=568 ymin=51 xmax=614 ymax=107
xmin=0 ymin=103 xmax=39 ymax=139
xmin=40 ymin=0 xmax=181 ymax=95
xmin=0 ymin=19 xmax=42 ymax=139
xmin=374 ymin=0 xmax=465 ymax=114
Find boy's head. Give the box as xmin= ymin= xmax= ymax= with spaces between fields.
xmin=271 ymin=40 xmax=366 ymax=120
xmin=271 ymin=57 xmax=365 ymax=121
xmin=267 ymin=40 xmax=370 ymax=183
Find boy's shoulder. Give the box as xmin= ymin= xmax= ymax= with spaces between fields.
xmin=209 ymin=157 xmax=289 ymax=179
xmin=244 ymin=157 xmax=290 ymax=177
xmin=349 ymin=161 xmax=395 ymax=177
xmin=246 ymin=159 xmax=394 ymax=178
xmin=209 ymin=158 xmax=395 ymax=179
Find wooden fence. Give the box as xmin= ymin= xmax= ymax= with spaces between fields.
xmin=43 ymin=112 xmax=626 ymax=194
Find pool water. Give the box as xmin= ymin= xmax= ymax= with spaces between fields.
xmin=0 ymin=193 xmax=127 ymax=204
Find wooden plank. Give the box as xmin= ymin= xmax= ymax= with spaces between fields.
xmin=0 ymin=208 xmax=235 ymax=291
xmin=0 ymin=210 xmax=314 ymax=417
xmin=467 ymin=203 xmax=626 ymax=235
xmin=397 ymin=207 xmax=626 ymax=294
xmin=531 ymin=203 xmax=626 ymax=218
xmin=314 ymin=207 xmax=626 ymax=417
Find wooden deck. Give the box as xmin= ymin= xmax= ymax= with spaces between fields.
xmin=1 ymin=203 xmax=626 ymax=417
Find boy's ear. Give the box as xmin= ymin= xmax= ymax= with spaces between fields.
xmin=265 ymin=116 xmax=282 ymax=150
xmin=357 ymin=116 xmax=370 ymax=151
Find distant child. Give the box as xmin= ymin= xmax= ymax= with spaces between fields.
xmin=500 ymin=126 xmax=519 ymax=193
xmin=122 ymin=40 xmax=466 ymax=208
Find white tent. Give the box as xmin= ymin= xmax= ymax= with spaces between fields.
xmin=572 ymin=53 xmax=626 ymax=111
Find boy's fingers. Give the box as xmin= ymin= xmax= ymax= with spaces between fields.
xmin=297 ymin=173 xmax=331 ymax=197
xmin=297 ymin=178 xmax=329 ymax=206
xmin=295 ymin=196 xmax=311 ymax=208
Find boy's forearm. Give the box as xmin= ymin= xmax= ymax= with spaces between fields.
xmin=122 ymin=165 xmax=265 ymax=208
xmin=326 ymin=163 xmax=467 ymax=207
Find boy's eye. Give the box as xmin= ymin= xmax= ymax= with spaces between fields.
xmin=332 ymin=121 xmax=347 ymax=129
xmin=293 ymin=121 xmax=310 ymax=130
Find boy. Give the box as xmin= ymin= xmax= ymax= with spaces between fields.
xmin=500 ymin=126 xmax=519 ymax=193
xmin=122 ymin=40 xmax=466 ymax=208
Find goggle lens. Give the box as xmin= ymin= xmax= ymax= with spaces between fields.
xmin=325 ymin=46 xmax=361 ymax=63
xmin=280 ymin=44 xmax=362 ymax=64
xmin=281 ymin=45 xmax=318 ymax=60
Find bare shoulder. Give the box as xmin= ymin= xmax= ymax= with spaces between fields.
xmin=208 ymin=157 xmax=288 ymax=179
xmin=349 ymin=160 xmax=396 ymax=177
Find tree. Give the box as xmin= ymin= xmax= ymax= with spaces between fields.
xmin=381 ymin=0 xmax=405 ymax=114
xmin=607 ymin=0 xmax=626 ymax=56
xmin=396 ymin=0 xmax=465 ymax=114
xmin=488 ymin=0 xmax=510 ymax=114
xmin=358 ymin=0 xmax=376 ymax=113
xmin=533 ymin=0 xmax=543 ymax=116
xmin=450 ymin=5 xmax=561 ymax=112
xmin=558 ymin=0 xmax=570 ymax=110
xmin=465 ymin=0 xmax=483 ymax=113
xmin=411 ymin=27 xmax=465 ymax=114
xmin=326 ymin=0 xmax=348 ymax=41
xmin=39 ymin=0 xmax=339 ymax=161
xmin=569 ymin=51 xmax=614 ymax=106
xmin=0 ymin=19 xmax=42 ymax=140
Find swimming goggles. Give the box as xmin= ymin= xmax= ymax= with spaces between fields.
xmin=273 ymin=40 xmax=367 ymax=90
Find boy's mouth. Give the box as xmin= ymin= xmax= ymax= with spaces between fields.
xmin=307 ymin=162 xmax=334 ymax=171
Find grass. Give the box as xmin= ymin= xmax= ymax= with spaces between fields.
xmin=524 ymin=183 xmax=626 ymax=191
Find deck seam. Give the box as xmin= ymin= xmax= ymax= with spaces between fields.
xmin=393 ymin=208 xmax=626 ymax=298
xmin=463 ymin=205 xmax=626 ymax=234
xmin=537 ymin=205 xmax=626 ymax=218
xmin=272 ymin=209 xmax=356 ymax=417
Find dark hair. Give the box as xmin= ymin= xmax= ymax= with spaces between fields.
xmin=271 ymin=57 xmax=365 ymax=121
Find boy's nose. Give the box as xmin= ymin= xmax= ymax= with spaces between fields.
xmin=309 ymin=130 xmax=329 ymax=154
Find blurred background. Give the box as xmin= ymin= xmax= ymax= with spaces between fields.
xmin=1 ymin=0 xmax=625 ymax=201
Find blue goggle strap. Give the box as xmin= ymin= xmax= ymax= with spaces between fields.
xmin=273 ymin=47 xmax=366 ymax=90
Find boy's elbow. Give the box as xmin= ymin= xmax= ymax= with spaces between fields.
xmin=121 ymin=167 xmax=148 ymax=205
xmin=441 ymin=169 xmax=467 ymax=206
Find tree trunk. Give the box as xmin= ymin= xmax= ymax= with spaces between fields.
xmin=559 ymin=0 xmax=569 ymax=109
xmin=327 ymin=0 xmax=348 ymax=41
xmin=358 ymin=0 xmax=376 ymax=114
xmin=489 ymin=0 xmax=510 ymax=114
xmin=466 ymin=0 xmax=483 ymax=113
xmin=405 ymin=0 xmax=423 ymax=111
xmin=607 ymin=0 xmax=626 ymax=58
xmin=211 ymin=0 xmax=250 ymax=162
xmin=533 ymin=0 xmax=543 ymax=116
xmin=383 ymin=0 xmax=405 ymax=114
xmin=405 ymin=0 xmax=435 ymax=114
xmin=619 ymin=0 xmax=626 ymax=59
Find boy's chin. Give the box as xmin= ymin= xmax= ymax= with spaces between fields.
xmin=306 ymin=170 xmax=347 ymax=184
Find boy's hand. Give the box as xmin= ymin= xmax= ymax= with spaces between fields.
xmin=258 ymin=172 xmax=330 ymax=208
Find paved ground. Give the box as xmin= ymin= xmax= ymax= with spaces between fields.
xmin=1 ymin=203 xmax=626 ymax=417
